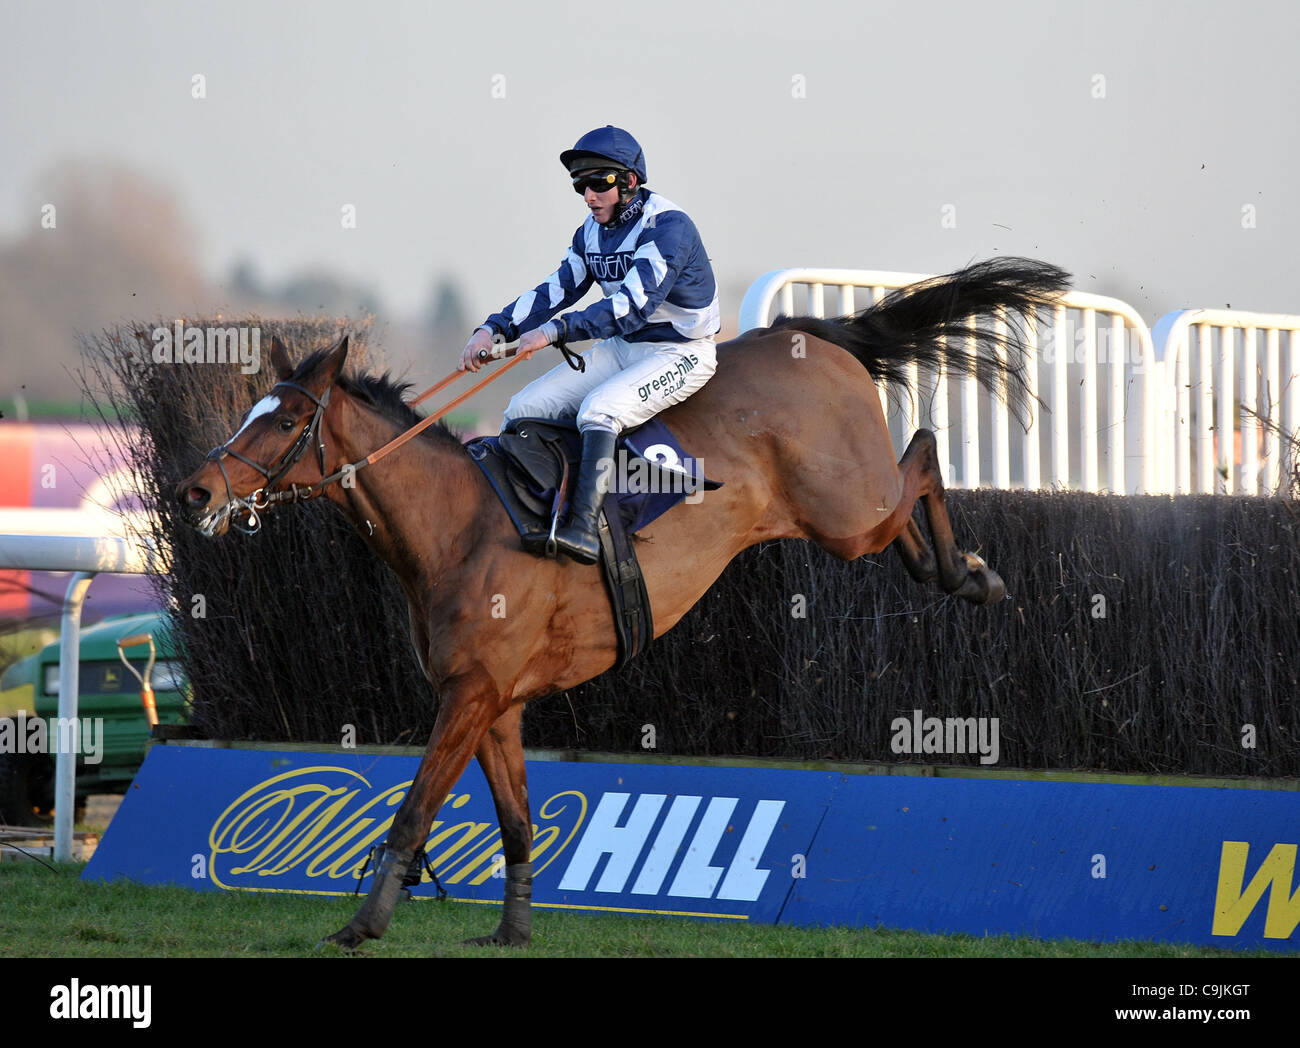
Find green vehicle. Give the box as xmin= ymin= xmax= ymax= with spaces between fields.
xmin=0 ymin=611 xmax=189 ymax=824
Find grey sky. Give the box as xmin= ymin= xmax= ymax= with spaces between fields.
xmin=4 ymin=0 xmax=1297 ymax=377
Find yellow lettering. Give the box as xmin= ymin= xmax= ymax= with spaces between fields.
xmin=1212 ymin=841 xmax=1300 ymax=939
xmin=302 ymin=788 xmax=405 ymax=879
xmin=529 ymin=824 xmax=561 ymax=861
xmin=251 ymin=790 xmax=363 ymax=876
xmin=209 ymin=767 xmax=400 ymax=887
xmin=453 ymin=833 xmax=506 ymax=885
xmin=425 ymin=822 xmax=493 ymax=870
xmin=532 ymin=790 xmax=588 ymax=876
xmin=307 ymin=818 xmax=389 ymax=880
xmin=206 ymin=773 xmax=591 ymax=894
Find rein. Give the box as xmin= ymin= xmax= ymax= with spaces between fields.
xmin=205 ymin=336 xmax=578 ymax=533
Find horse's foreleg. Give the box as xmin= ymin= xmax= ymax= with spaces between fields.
xmin=464 ymin=703 xmax=534 ymax=947
xmin=322 ymin=679 xmax=497 ymax=952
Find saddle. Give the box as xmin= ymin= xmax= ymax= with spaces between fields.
xmin=465 ymin=417 xmax=721 ymax=668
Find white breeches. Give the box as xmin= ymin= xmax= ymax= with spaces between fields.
xmin=503 ymin=335 xmax=717 ymax=435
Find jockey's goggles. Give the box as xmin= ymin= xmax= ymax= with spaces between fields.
xmin=571 ymin=169 xmax=622 ymax=194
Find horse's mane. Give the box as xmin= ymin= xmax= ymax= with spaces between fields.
xmin=291 ymin=349 xmax=463 ymax=447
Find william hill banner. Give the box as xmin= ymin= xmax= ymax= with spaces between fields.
xmin=84 ymin=746 xmax=1299 ymax=951
xmin=85 ymin=747 xmax=832 ymax=924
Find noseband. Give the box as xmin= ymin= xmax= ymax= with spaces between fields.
xmin=205 ymin=381 xmax=331 ymax=534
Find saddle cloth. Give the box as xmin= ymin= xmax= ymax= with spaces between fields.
xmin=464 ymin=417 xmax=722 ymax=667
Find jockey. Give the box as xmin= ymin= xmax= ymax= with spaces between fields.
xmin=460 ymin=126 xmax=720 ymax=564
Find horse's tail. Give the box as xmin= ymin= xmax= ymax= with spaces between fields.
xmin=769 ymin=257 xmax=1070 ymax=424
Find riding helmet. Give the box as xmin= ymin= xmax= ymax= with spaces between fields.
xmin=560 ymin=126 xmax=648 ymax=184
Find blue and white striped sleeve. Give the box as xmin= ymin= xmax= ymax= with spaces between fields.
xmin=481 ymin=232 xmax=593 ymax=343
xmin=557 ymin=214 xmax=693 ymax=343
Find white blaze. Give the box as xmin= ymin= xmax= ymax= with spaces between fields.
xmin=231 ymin=394 xmax=280 ymax=439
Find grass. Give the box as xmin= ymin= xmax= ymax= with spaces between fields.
xmin=0 ymin=861 xmax=1280 ymax=959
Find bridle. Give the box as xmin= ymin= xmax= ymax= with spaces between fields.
xmin=204 ymin=380 xmax=333 ymax=534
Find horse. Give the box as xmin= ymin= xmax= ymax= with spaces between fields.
xmin=175 ymin=256 xmax=1068 ymax=950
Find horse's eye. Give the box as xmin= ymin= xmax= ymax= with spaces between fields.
xmin=277 ymin=418 xmax=296 ymax=433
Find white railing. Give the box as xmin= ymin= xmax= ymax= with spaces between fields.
xmin=739 ymin=269 xmax=1161 ymax=494
xmin=1152 ymin=310 xmax=1300 ymax=495
xmin=0 ymin=506 xmax=154 ymax=536
xmin=0 ymin=532 xmax=165 ymax=860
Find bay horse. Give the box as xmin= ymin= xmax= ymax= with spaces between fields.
xmin=175 ymin=257 xmax=1068 ymax=950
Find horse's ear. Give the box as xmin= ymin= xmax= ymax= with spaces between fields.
xmin=270 ymin=335 xmax=293 ymax=380
xmin=319 ymin=335 xmax=349 ymax=386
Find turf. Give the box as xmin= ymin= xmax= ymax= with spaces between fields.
xmin=0 ymin=861 xmax=1278 ymax=958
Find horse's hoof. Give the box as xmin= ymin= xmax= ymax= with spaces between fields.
xmin=462 ymin=926 xmax=530 ymax=948
xmin=318 ymin=925 xmax=367 ymax=954
xmin=956 ymin=553 xmax=1006 ymax=604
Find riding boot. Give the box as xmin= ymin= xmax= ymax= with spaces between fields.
xmin=551 ymin=426 xmax=617 ymax=564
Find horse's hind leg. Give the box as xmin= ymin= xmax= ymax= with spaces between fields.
xmin=896 ymin=429 xmax=1005 ymax=604
xmin=464 ymin=704 xmax=534 ymax=947
xmin=891 ymin=516 xmax=938 ymax=584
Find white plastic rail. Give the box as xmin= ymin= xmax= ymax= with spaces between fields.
xmin=739 ymin=269 xmax=1160 ymax=494
xmin=1152 ymin=309 xmax=1300 ymax=495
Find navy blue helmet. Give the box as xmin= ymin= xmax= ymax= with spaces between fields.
xmin=560 ymin=126 xmax=647 ymax=184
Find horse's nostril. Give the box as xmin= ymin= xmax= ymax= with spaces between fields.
xmin=186 ymin=487 xmax=211 ymax=511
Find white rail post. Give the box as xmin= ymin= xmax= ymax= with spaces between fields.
xmin=55 ymin=572 xmax=96 ymax=862
xmin=874 ymin=286 xmax=890 ymax=425
xmin=1176 ymin=327 xmax=1190 ymax=494
xmin=1109 ymin=314 xmax=1126 ymax=494
xmin=1265 ymin=328 xmax=1281 ymax=493
xmin=934 ymin=334 xmax=951 ymax=482
xmin=1217 ymin=326 xmax=1235 ymax=493
xmin=992 ymin=308 xmax=1010 ymax=489
xmin=1024 ymin=314 xmax=1040 ymax=490
xmin=1197 ymin=324 xmax=1214 ymax=493
xmin=808 ymin=281 xmax=824 ymax=319
xmin=1081 ymin=308 xmax=1098 ymax=491
xmin=1052 ymin=305 xmax=1069 ymax=487
xmin=1284 ymin=327 xmax=1294 ymax=488
xmin=1242 ymin=326 xmax=1258 ymax=495
xmin=963 ymin=316 xmax=980 ymax=487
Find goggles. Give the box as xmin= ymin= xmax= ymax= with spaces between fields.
xmin=572 ymin=169 xmax=622 ymax=195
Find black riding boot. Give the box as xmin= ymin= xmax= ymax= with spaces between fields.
xmin=552 ymin=427 xmax=617 ymax=564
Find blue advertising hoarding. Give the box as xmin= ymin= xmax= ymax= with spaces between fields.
xmin=84 ymin=746 xmax=1300 ymax=951
xmin=85 ymin=746 xmax=836 ymax=924
xmin=786 ymin=775 xmax=1300 ymax=950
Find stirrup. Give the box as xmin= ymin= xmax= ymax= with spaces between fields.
xmin=552 ymin=516 xmax=601 ymax=564
xmin=547 ymin=510 xmax=560 ymax=557
xmin=520 ymin=525 xmax=555 ymax=557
